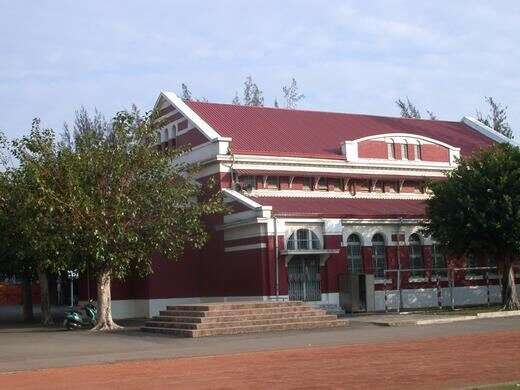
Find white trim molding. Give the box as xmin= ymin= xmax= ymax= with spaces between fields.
xmin=462 ymin=116 xmax=518 ymax=145
xmin=159 ymin=91 xmax=222 ymax=140
xmin=224 ymin=243 xmax=267 ymax=252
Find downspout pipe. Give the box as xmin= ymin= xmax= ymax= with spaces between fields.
xmin=274 ymin=216 xmax=280 ymax=300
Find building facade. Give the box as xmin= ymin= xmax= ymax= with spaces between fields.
xmin=97 ymin=91 xmax=517 ymax=319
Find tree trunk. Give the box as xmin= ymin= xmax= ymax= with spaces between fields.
xmin=91 ymin=269 xmax=121 ymax=331
xmin=37 ymin=265 xmax=54 ymax=326
xmin=501 ymin=257 xmax=520 ymax=310
xmin=21 ymin=276 xmax=34 ymax=322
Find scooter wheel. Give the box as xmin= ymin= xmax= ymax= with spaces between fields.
xmin=64 ymin=321 xmax=77 ymax=331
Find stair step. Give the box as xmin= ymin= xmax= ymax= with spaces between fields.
xmin=142 ymin=319 xmax=349 ymax=337
xmin=153 ymin=310 xmax=326 ymax=324
xmin=165 ymin=301 xmax=302 ymax=312
xmin=143 ymin=301 xmax=349 ymax=337
xmin=159 ymin=306 xmax=319 ymax=318
xmin=146 ymin=314 xmax=340 ymax=330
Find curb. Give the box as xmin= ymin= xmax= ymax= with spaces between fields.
xmin=416 ymin=316 xmax=476 ymax=325
xmin=476 ymin=310 xmax=520 ymax=319
xmin=354 ymin=310 xmax=520 ymax=327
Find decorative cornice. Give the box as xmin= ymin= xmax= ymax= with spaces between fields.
xmin=249 ymin=189 xmax=430 ymax=200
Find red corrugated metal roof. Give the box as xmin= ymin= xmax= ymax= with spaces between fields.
xmin=252 ymin=196 xmax=427 ymax=218
xmin=186 ymin=101 xmax=493 ymax=159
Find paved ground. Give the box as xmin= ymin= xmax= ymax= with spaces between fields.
xmin=2 ymin=326 xmax=520 ymax=389
xmin=1 ymin=315 xmax=520 ymax=389
xmin=0 ymin=316 xmax=518 ymax=373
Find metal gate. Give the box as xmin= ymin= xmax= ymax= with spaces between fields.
xmin=287 ymin=256 xmax=321 ymax=301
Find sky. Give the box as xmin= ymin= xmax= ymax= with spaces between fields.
xmin=1 ymin=0 xmax=519 ymax=140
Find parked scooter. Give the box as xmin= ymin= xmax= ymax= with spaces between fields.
xmin=64 ymin=300 xmax=97 ymax=330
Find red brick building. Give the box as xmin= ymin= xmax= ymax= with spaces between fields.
xmin=99 ymin=91 xmax=516 ymax=319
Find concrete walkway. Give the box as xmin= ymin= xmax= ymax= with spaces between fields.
xmin=348 ymin=310 xmax=520 ymax=326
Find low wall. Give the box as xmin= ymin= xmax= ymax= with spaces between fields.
xmin=374 ymin=285 xmax=519 ymax=311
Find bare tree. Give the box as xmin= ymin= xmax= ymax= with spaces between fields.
xmin=282 ymin=78 xmax=305 ymax=109
xmin=232 ymin=92 xmax=241 ymax=105
xmin=243 ymin=76 xmax=264 ymax=107
xmin=426 ymin=110 xmax=437 ymax=120
xmin=476 ymin=96 xmax=513 ymax=139
xmin=181 ymin=83 xmax=192 ymax=101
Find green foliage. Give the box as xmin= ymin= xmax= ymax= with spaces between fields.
xmin=395 ymin=97 xmax=437 ymax=120
xmin=3 ymin=120 xmax=78 ymax=277
xmin=476 ymin=97 xmax=514 ymax=139
xmin=425 ymin=143 xmax=520 ymax=259
xmin=14 ymin=109 xmax=226 ymax=281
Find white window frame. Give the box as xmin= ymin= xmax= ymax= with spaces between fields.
xmin=347 ymin=234 xmax=363 ymax=274
xmin=409 ymin=234 xmax=424 ymax=277
xmin=287 ymin=229 xmax=321 ymax=250
xmin=371 ymin=234 xmax=387 ymax=279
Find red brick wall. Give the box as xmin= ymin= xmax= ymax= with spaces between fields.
xmin=176 ymin=128 xmax=209 ymax=148
xmin=358 ymin=141 xmax=388 ymax=159
xmin=421 ymin=144 xmax=450 ymax=162
xmin=0 ymin=283 xmax=41 ymax=305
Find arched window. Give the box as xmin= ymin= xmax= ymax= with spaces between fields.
xmin=414 ymin=142 xmax=422 ymax=160
xmin=347 ymin=234 xmax=363 ymax=274
xmin=387 ymin=140 xmax=396 ymax=160
xmin=409 ymin=234 xmax=424 ymax=277
xmin=286 ymin=229 xmax=320 ymax=250
xmin=401 ymin=141 xmax=410 ymax=160
xmin=372 ymin=234 xmax=387 ymax=278
xmin=432 ymin=243 xmax=446 ymax=276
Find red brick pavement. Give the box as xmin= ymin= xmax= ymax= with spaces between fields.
xmin=3 ymin=329 xmax=520 ymax=389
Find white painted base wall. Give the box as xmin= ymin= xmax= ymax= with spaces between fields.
xmin=374 ymin=285 xmax=520 ymax=312
xmin=98 ymin=285 xmax=520 ymax=319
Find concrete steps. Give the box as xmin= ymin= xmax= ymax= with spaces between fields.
xmin=142 ymin=301 xmax=349 ymax=337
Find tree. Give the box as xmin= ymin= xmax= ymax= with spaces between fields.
xmin=232 ymin=92 xmax=241 ymax=105
xmin=426 ymin=110 xmax=437 ymax=120
xmin=0 ymin=169 xmax=37 ymax=322
xmin=9 ymin=120 xmax=78 ymax=325
xmin=476 ymin=97 xmax=513 ymax=139
xmin=281 ymin=78 xmax=305 ymax=109
xmin=395 ymin=98 xmax=437 ymax=120
xmin=243 ymin=76 xmax=264 ymax=107
xmin=425 ymin=143 xmax=520 ymax=310
xmin=274 ymin=98 xmax=279 ymax=108
xmin=396 ymin=98 xmax=422 ymax=119
xmin=181 ymin=83 xmax=192 ymax=101
xmin=21 ymin=108 xmax=226 ymax=330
